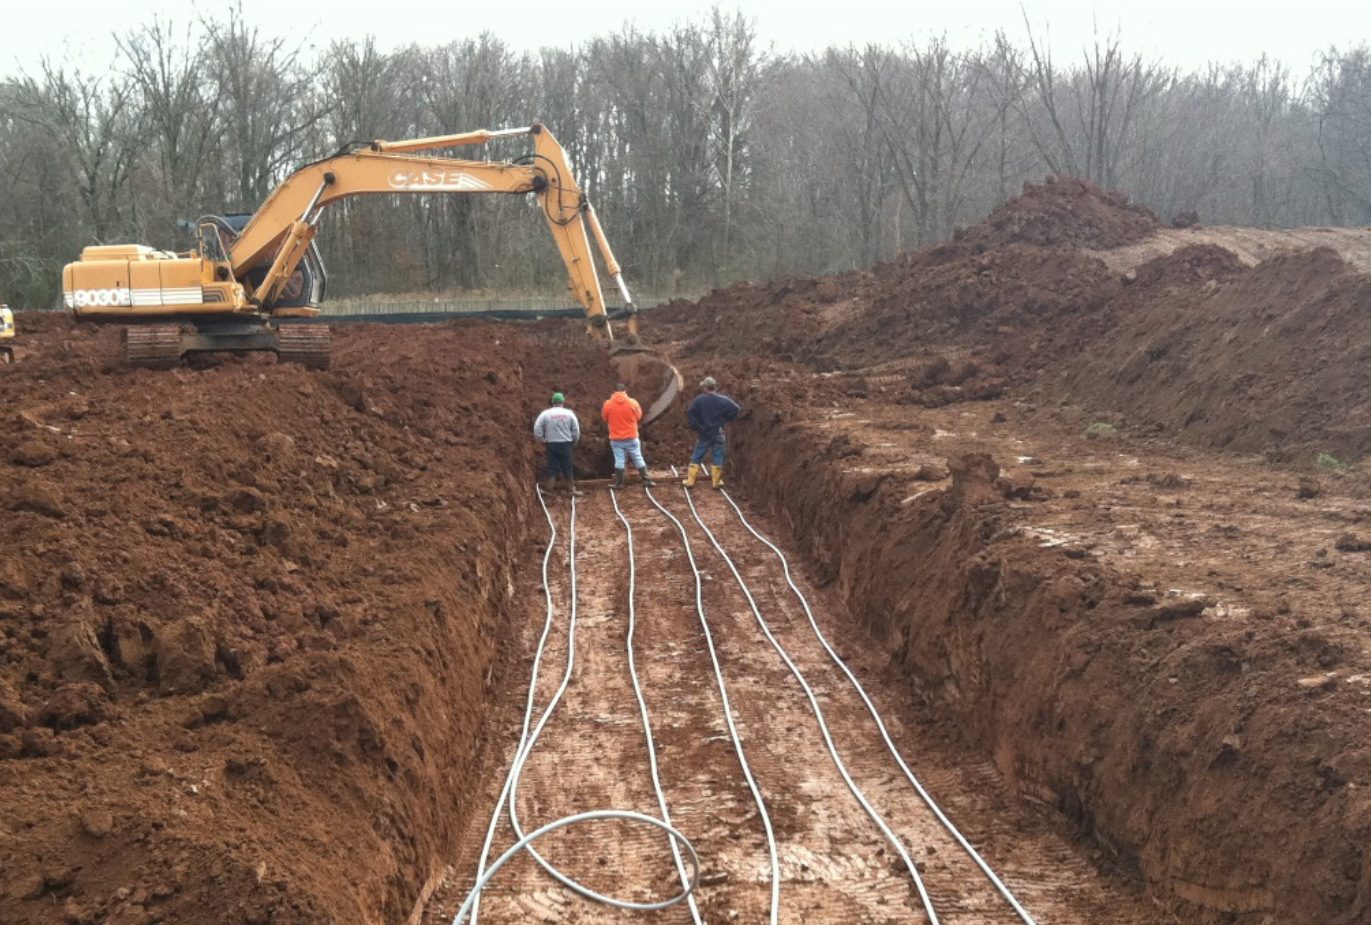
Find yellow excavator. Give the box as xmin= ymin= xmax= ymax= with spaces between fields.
xmin=60 ymin=123 xmax=681 ymax=421
xmin=0 ymin=303 xmax=14 ymax=363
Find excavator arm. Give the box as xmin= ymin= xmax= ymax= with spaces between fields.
xmin=232 ymin=124 xmax=638 ymax=343
xmin=62 ymin=123 xmax=680 ymax=421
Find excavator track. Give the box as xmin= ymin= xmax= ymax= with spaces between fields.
xmin=275 ymin=324 xmax=331 ymax=370
xmin=123 ymin=325 xmax=184 ymax=370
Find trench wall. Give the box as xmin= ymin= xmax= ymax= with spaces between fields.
xmin=729 ymin=404 xmax=1371 ymax=925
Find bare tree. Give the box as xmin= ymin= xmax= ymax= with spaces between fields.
xmin=203 ymin=10 xmax=328 ymax=207
xmin=116 ymin=18 xmax=222 ymax=241
xmin=1312 ymin=46 xmax=1371 ymax=223
xmin=1020 ymin=18 xmax=1172 ymax=189
xmin=705 ymin=8 xmax=762 ymax=271
xmin=10 ymin=61 xmax=141 ymax=240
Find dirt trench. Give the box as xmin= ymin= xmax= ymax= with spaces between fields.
xmin=722 ymin=391 xmax=1371 ymax=925
xmin=0 ymin=319 xmax=614 ymax=925
xmin=421 ymin=485 xmax=1158 ymax=923
xmin=5 ymin=304 xmax=1363 ymax=925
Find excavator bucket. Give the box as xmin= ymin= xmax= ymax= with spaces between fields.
xmin=610 ymin=343 xmax=682 ymax=426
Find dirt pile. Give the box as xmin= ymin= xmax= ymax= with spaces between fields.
xmin=841 ymin=245 xmax=1119 ymax=371
xmin=1066 ymin=246 xmax=1371 ymax=456
xmin=671 ymin=179 xmax=1148 ymax=371
xmin=668 ymin=179 xmax=1371 ymax=459
xmin=671 ymin=245 xmax=1119 ymax=374
xmin=958 ymin=176 xmax=1160 ymax=249
xmin=0 ymin=316 xmax=622 ymax=924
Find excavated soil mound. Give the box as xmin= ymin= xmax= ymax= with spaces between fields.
xmin=671 ymin=244 xmax=1119 ymax=374
xmin=845 ymin=245 xmax=1119 ymax=369
xmin=661 ymin=269 xmax=870 ymax=367
xmin=671 ymin=178 xmax=1151 ymax=372
xmin=0 ymin=315 xmax=640 ymax=925
xmin=1127 ymin=242 xmax=1247 ymax=287
xmin=958 ymin=176 xmax=1160 ymax=249
xmin=1066 ymin=246 xmax=1371 ymax=456
xmin=668 ymin=182 xmax=1370 ymax=459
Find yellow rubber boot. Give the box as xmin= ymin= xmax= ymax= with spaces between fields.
xmin=711 ymin=465 xmax=725 ymax=489
xmin=683 ymin=463 xmax=701 ymax=487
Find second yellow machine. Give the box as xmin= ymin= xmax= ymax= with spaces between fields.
xmin=1 ymin=303 xmax=14 ymax=364
xmin=61 ymin=124 xmax=680 ymax=421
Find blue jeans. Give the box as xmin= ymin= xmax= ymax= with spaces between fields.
xmin=610 ymin=438 xmax=646 ymax=469
xmin=690 ymin=431 xmax=726 ymax=467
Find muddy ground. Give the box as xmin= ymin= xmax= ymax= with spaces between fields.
xmin=422 ymin=484 xmax=1165 ymax=924
xmin=648 ymin=180 xmax=1371 ymax=923
xmin=3 ymin=177 xmax=1371 ymax=924
xmin=0 ymin=317 xmax=675 ymax=925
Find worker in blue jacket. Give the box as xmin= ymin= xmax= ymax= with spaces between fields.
xmin=683 ymin=376 xmax=741 ymax=489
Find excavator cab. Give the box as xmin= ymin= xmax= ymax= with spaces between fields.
xmin=202 ymin=214 xmax=326 ymax=309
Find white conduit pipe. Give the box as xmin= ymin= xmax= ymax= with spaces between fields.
xmin=609 ymin=488 xmax=705 ymax=925
xmin=676 ymin=476 xmax=942 ymax=924
xmin=454 ymin=488 xmax=700 ymax=924
xmin=452 ymin=811 xmax=699 ymax=925
xmin=644 ymin=485 xmax=782 ymax=925
xmin=716 ymin=488 xmax=1038 ymax=925
xmin=465 ymin=485 xmax=564 ymax=925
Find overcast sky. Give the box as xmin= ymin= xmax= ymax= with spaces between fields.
xmin=3 ymin=0 xmax=1366 ymax=75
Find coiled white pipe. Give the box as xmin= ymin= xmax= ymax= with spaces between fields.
xmin=455 ymin=487 xmax=700 ymax=923
xmin=452 ymin=810 xmax=699 ymax=925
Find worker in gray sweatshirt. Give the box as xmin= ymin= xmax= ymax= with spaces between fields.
xmin=533 ymin=392 xmax=583 ymax=495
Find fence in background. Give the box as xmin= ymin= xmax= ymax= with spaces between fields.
xmin=320 ymin=292 xmax=701 ymax=319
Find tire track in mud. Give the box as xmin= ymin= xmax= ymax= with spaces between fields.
xmin=424 ymin=487 xmax=1163 ymax=924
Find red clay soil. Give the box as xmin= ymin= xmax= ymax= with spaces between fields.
xmin=699 ymin=368 xmax=1371 ymax=925
xmin=670 ymin=179 xmax=1154 ymax=371
xmin=1063 ymin=245 xmax=1371 ymax=457
xmin=5 ymin=172 xmax=1368 ymax=925
xmin=646 ymin=177 xmax=1371 ymax=923
xmin=0 ymin=315 xmax=635 ymax=925
xmin=956 ymin=176 xmax=1160 ymax=249
xmin=667 ymin=180 xmax=1371 ymax=460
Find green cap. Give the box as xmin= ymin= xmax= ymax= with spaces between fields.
xmin=551 ymin=392 xmax=565 ymax=403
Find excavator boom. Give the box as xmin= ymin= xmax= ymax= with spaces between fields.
xmin=61 ymin=124 xmax=680 ymax=420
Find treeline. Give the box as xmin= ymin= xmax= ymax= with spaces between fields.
xmin=1 ymin=9 xmax=1369 ymax=306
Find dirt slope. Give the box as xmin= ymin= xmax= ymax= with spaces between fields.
xmin=706 ymin=366 xmax=1371 ymax=924
xmin=0 ymin=318 xmax=548 ymax=924
xmin=959 ymin=176 xmax=1159 ymax=249
xmin=664 ymin=181 xmax=1371 ymax=460
xmin=645 ymin=177 xmax=1371 ymax=922
xmin=1066 ymin=246 xmax=1371 ymax=456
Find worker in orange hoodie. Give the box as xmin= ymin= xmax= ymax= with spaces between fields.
xmin=602 ymin=382 xmax=655 ymax=490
